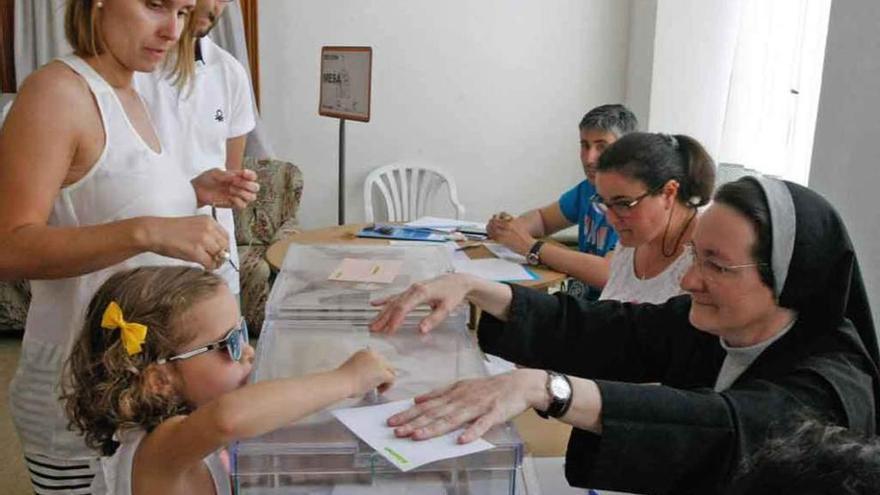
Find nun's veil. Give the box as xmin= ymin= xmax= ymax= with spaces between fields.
xmin=744 ymin=176 xmax=880 ymax=426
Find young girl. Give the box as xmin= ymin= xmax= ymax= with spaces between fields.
xmin=63 ymin=266 xmax=395 ymax=495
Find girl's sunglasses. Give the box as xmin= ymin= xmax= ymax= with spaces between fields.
xmin=157 ymin=318 xmax=249 ymax=364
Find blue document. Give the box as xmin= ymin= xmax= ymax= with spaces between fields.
xmin=357 ymin=224 xmax=449 ymax=242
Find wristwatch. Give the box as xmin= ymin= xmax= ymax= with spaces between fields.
xmin=526 ymin=240 xmax=545 ymax=266
xmin=535 ymin=371 xmax=573 ymax=419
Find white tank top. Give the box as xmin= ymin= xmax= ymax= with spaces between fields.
xmin=94 ymin=429 xmax=231 ymax=495
xmin=599 ymin=246 xmax=691 ymax=304
xmin=10 ymin=55 xmax=198 ymax=460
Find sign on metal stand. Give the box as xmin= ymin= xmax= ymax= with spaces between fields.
xmin=319 ymin=46 xmax=372 ymax=225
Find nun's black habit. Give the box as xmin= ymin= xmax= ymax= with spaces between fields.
xmin=477 ymin=178 xmax=879 ymax=494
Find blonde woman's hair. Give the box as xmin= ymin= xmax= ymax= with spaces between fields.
xmin=63 ymin=266 xmax=225 ymax=455
xmin=64 ymin=0 xmax=197 ymax=90
xmin=167 ymin=9 xmax=198 ymax=90
xmin=65 ymin=0 xmax=103 ymax=57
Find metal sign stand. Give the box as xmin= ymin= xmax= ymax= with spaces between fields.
xmin=338 ymin=118 xmax=346 ymax=225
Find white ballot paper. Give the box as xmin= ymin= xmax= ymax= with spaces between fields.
xmin=332 ymin=399 xmax=494 ymax=472
xmin=453 ymin=258 xmax=537 ymax=281
xmin=484 ymin=242 xmax=528 ymax=264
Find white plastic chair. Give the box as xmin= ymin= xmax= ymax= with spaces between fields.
xmin=364 ymin=163 xmax=465 ymax=222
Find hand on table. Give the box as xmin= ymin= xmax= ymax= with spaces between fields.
xmin=486 ymin=212 xmax=536 ymax=255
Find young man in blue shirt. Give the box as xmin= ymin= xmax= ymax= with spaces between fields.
xmin=487 ymin=104 xmax=638 ymax=300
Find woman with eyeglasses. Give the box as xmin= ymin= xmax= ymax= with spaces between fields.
xmin=369 ymin=176 xmax=879 ymax=494
xmin=592 ymin=131 xmax=715 ymax=304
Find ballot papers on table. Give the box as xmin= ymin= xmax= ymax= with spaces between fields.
xmin=332 ymin=399 xmax=494 ymax=472
xmin=453 ymin=258 xmax=538 ymax=282
xmin=483 ymin=242 xmax=528 ymax=264
xmin=405 ymin=216 xmax=488 ymax=236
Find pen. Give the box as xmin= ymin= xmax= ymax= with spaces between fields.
xmin=211 ymin=205 xmax=239 ymax=272
xmin=455 ymin=243 xmax=482 ymax=251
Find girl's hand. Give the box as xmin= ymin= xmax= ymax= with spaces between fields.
xmin=387 ymin=369 xmax=547 ymax=444
xmin=140 ymin=215 xmax=230 ymax=270
xmin=191 ymin=168 xmax=260 ymax=209
xmin=369 ymin=273 xmax=472 ymax=334
xmin=338 ymin=349 xmax=396 ymax=397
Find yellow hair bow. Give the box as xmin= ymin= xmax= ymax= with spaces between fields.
xmin=101 ymin=301 xmax=148 ymax=356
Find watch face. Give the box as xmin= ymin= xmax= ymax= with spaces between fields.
xmin=550 ymin=375 xmax=572 ymax=399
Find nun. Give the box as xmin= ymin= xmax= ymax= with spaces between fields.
xmin=369 ymin=176 xmax=880 ymax=494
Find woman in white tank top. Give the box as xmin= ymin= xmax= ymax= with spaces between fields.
xmin=0 ymin=1 xmax=258 ymax=493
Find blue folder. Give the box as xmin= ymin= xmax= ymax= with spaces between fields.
xmin=357 ymin=225 xmax=449 ymax=242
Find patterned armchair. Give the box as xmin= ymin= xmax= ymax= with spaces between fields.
xmin=0 ymin=279 xmax=28 ymax=332
xmin=235 ymin=157 xmax=304 ymax=333
xmin=0 ymin=157 xmax=303 ymax=334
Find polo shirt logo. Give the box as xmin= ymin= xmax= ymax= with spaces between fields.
xmin=214 ymin=109 xmax=225 ymax=122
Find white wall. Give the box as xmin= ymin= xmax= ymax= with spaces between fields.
xmin=624 ymin=0 xmax=657 ymax=125
xmin=645 ymin=0 xmax=741 ymax=157
xmin=809 ymin=0 xmax=880 ymax=330
xmin=259 ymin=0 xmax=631 ymax=229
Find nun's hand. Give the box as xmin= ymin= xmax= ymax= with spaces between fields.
xmin=191 ymin=168 xmax=260 ymax=209
xmin=370 ymin=273 xmax=472 ymax=334
xmin=387 ymin=369 xmax=548 ymax=444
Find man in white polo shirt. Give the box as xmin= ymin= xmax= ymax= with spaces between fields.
xmin=136 ymin=0 xmax=256 ymax=297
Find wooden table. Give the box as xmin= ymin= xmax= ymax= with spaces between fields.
xmin=266 ymin=223 xmax=567 ymax=291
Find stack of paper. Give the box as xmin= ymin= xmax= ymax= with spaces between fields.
xmin=405 ymin=216 xmax=487 ymax=235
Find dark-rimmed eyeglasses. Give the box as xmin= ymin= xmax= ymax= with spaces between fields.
xmin=157 ymin=318 xmax=249 ymax=364
xmin=590 ymin=184 xmax=664 ymax=217
xmin=686 ymin=243 xmax=767 ymax=283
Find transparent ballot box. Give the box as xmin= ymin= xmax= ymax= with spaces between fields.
xmin=233 ymin=320 xmax=524 ymax=494
xmin=265 ymin=244 xmax=455 ymax=324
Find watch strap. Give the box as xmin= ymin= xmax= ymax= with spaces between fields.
xmin=536 ymin=371 xmax=572 ymax=419
xmin=527 ymin=240 xmax=546 ymax=266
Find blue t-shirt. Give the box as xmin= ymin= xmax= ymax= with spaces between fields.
xmin=558 ymin=180 xmax=618 ymax=300
xmin=558 ymin=180 xmax=618 ymax=256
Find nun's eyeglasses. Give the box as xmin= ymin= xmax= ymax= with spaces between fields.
xmin=157 ymin=318 xmax=249 ymax=364
xmin=686 ymin=243 xmax=767 ymax=282
xmin=590 ymin=184 xmax=664 ymax=217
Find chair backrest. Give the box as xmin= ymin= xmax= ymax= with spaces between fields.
xmin=363 ymin=163 xmax=465 ymax=222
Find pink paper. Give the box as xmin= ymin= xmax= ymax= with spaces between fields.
xmin=328 ymin=258 xmax=403 ymax=284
